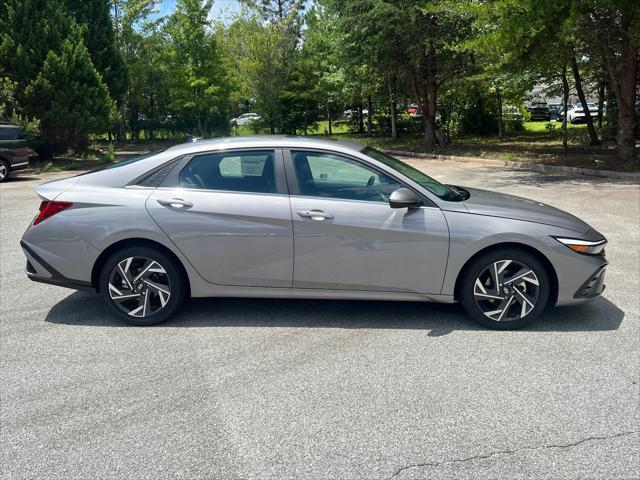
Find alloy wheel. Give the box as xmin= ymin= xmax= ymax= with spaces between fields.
xmin=0 ymin=163 xmax=7 ymax=181
xmin=473 ymin=259 xmax=540 ymax=322
xmin=108 ymin=256 xmax=171 ymax=318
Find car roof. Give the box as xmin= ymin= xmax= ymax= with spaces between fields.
xmin=69 ymin=136 xmax=368 ymax=189
xmin=165 ymin=136 xmax=367 ymax=155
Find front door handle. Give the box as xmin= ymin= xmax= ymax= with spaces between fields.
xmin=297 ymin=209 xmax=334 ymax=221
xmin=157 ymin=198 xmax=193 ymax=209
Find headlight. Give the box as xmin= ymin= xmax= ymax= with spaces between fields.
xmin=554 ymin=236 xmax=607 ymax=255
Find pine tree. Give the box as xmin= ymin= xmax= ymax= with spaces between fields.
xmin=25 ymin=26 xmax=115 ymax=154
xmin=65 ymin=0 xmax=128 ymax=106
xmin=0 ymin=0 xmax=75 ymax=103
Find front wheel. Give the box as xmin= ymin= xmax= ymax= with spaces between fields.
xmin=459 ymin=249 xmax=551 ymax=329
xmin=99 ymin=246 xmax=186 ymax=326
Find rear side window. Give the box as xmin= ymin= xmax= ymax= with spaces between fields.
xmin=0 ymin=126 xmax=23 ymax=140
xmin=179 ymin=150 xmax=276 ymax=194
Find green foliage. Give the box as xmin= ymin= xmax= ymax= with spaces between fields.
xmin=105 ymin=142 xmax=117 ymax=162
xmin=65 ymin=0 xmax=128 ymax=105
xmin=0 ymin=0 xmax=76 ymax=100
xmin=165 ymin=0 xmax=232 ymax=136
xmin=24 ymin=26 xmax=115 ymax=154
xmin=1 ymin=0 xmax=636 ymax=163
xmin=225 ymin=1 xmax=306 ymax=134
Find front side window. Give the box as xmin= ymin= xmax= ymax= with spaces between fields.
xmin=180 ymin=150 xmax=276 ymax=194
xmin=292 ymin=150 xmax=401 ymax=202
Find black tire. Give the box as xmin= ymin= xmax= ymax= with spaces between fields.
xmin=99 ymin=246 xmax=186 ymax=326
xmin=459 ymin=248 xmax=551 ymax=330
xmin=0 ymin=159 xmax=10 ymax=183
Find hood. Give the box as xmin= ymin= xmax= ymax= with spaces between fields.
xmin=460 ymin=187 xmax=591 ymax=234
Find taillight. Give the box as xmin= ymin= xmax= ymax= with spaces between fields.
xmin=33 ymin=201 xmax=73 ymax=225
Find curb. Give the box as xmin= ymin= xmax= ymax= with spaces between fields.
xmin=381 ymin=149 xmax=640 ymax=181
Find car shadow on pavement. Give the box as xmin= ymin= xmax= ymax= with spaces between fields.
xmin=45 ymin=292 xmax=624 ymax=336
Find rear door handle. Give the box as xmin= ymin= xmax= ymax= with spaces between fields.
xmin=157 ymin=198 xmax=193 ymax=209
xmin=296 ymin=209 xmax=334 ymax=221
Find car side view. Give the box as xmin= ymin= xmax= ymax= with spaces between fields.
xmin=0 ymin=122 xmax=31 ymax=182
xmin=21 ymin=137 xmax=608 ymax=328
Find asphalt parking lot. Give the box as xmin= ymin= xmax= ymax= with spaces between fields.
xmin=1 ymin=160 xmax=639 ymax=479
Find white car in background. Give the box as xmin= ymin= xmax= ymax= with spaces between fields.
xmin=230 ymin=113 xmax=261 ymax=126
xmin=567 ymin=103 xmax=599 ymax=124
xmin=343 ymin=108 xmax=369 ymax=118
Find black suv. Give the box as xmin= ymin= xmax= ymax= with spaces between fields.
xmin=526 ymin=103 xmax=551 ymax=121
xmin=0 ymin=122 xmax=31 ymax=182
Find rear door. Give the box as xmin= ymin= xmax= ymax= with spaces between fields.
xmin=146 ymin=149 xmax=293 ymax=288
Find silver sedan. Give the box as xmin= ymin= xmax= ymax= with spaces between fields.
xmin=21 ymin=137 xmax=608 ymax=328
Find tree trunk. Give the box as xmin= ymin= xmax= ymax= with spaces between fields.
xmin=367 ymin=95 xmax=373 ymax=135
xmin=615 ymin=29 xmax=638 ymax=162
xmin=117 ymin=103 xmax=126 ymax=142
xmin=561 ymin=66 xmax=570 ymax=150
xmin=358 ymin=104 xmax=364 ymax=134
xmin=411 ymin=76 xmax=436 ymax=150
xmin=496 ymin=87 xmax=503 ymax=139
xmin=424 ymin=43 xmax=438 ymax=150
xmin=570 ymin=55 xmax=600 ymax=145
xmin=596 ymin=79 xmax=605 ymax=129
xmin=423 ymin=98 xmax=437 ymax=150
xmin=474 ymin=84 xmax=483 ymax=134
xmin=390 ymin=99 xmax=397 ymax=140
xmin=388 ymin=79 xmax=397 ymax=140
xmin=327 ymin=105 xmax=332 ymax=136
xmin=303 ymin=99 xmax=308 ymax=135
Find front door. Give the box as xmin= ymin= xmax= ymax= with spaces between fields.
xmin=287 ymin=150 xmax=449 ymax=294
xmin=146 ymin=149 xmax=293 ymax=288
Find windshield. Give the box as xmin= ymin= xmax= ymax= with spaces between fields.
xmin=362 ymin=147 xmax=459 ymax=201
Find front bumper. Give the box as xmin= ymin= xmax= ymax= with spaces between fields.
xmin=573 ymin=263 xmax=607 ymax=300
xmin=553 ymin=249 xmax=608 ymax=306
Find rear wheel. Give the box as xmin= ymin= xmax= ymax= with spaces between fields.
xmin=459 ymin=249 xmax=551 ymax=329
xmin=99 ymin=246 xmax=186 ymax=326
xmin=0 ymin=159 xmax=10 ymax=182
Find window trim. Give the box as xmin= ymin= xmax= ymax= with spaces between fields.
xmin=283 ymin=148 xmax=436 ymax=207
xmin=127 ymin=155 xmax=184 ymax=188
xmin=159 ymin=148 xmax=287 ymax=195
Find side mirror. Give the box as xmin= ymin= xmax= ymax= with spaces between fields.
xmin=389 ymin=188 xmax=423 ymax=209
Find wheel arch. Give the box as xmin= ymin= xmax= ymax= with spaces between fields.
xmin=453 ymin=242 xmax=558 ymax=306
xmin=91 ymin=238 xmax=191 ymax=296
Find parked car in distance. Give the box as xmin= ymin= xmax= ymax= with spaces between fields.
xmin=502 ymin=105 xmax=525 ymax=122
xmin=230 ymin=113 xmax=261 ymax=127
xmin=527 ymin=102 xmax=551 ymax=121
xmin=343 ymin=108 xmax=369 ymax=118
xmin=407 ymin=103 xmax=420 ymax=116
xmin=21 ymin=137 xmax=608 ymax=329
xmin=0 ymin=122 xmax=31 ymax=182
xmin=548 ymin=103 xmax=561 ymax=119
xmin=567 ymin=103 xmax=599 ymax=124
